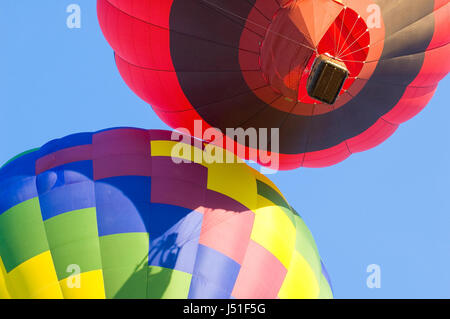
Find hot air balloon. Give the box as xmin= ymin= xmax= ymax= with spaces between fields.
xmin=0 ymin=128 xmax=332 ymax=299
xmin=97 ymin=0 xmax=449 ymax=170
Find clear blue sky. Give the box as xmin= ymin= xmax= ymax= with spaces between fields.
xmin=1 ymin=1 xmax=449 ymax=298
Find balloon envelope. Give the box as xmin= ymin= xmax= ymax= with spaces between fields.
xmin=97 ymin=0 xmax=449 ymax=169
xmin=0 ymin=128 xmax=332 ymax=299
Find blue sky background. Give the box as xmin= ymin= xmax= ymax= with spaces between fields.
xmin=1 ymin=1 xmax=448 ymax=298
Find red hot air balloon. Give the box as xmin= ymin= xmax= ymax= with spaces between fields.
xmin=97 ymin=0 xmax=449 ymax=170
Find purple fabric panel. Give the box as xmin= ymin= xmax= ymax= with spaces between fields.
xmin=151 ymin=157 xmax=207 ymax=187
xmin=151 ymin=177 xmax=206 ymax=211
xmin=205 ymin=190 xmax=251 ymax=213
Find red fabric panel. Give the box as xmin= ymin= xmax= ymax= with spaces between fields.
xmin=150 ymin=157 xmax=207 ymax=186
xmin=434 ymin=0 xmax=448 ymax=11
xmin=115 ymin=55 xmax=192 ymax=112
xmin=275 ymin=153 xmax=306 ymax=170
xmin=35 ymin=145 xmax=92 ymax=175
xmin=97 ymin=0 xmax=174 ymax=70
xmin=93 ymin=154 xmax=152 ymax=180
xmin=92 ymin=128 xmax=150 ymax=157
xmin=104 ymin=0 xmax=172 ymax=27
xmin=383 ymin=85 xmax=437 ymax=124
xmin=346 ymin=118 xmax=398 ymax=153
xmin=252 ymin=0 xmax=280 ymax=21
xmin=244 ymin=4 xmax=273 ymax=36
xmin=427 ymin=2 xmax=449 ymax=50
xmin=410 ymin=45 xmax=450 ymax=88
xmin=238 ymin=30 xmax=263 ymax=53
xmin=199 ymin=209 xmax=255 ymax=265
xmin=302 ymin=142 xmax=351 ymax=168
xmin=231 ymin=241 xmax=287 ymax=298
xmin=150 ymin=177 xmax=206 ymax=210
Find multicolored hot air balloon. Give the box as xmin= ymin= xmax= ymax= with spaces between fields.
xmin=97 ymin=0 xmax=449 ymax=169
xmin=0 ymin=128 xmax=332 ymax=299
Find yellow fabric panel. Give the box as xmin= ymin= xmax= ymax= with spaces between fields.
xmin=250 ymin=196 xmax=296 ymax=268
xmin=0 ymin=256 xmax=11 ymax=299
xmin=207 ymin=163 xmax=257 ymax=211
xmin=202 ymin=143 xmax=245 ymax=165
xmin=292 ymin=215 xmax=321 ymax=280
xmin=278 ymin=251 xmax=320 ymax=299
xmin=150 ymin=140 xmax=204 ymax=165
xmin=59 ymin=269 xmax=106 ymax=299
xmin=150 ymin=140 xmax=244 ymax=166
xmin=6 ymin=251 xmax=63 ymax=299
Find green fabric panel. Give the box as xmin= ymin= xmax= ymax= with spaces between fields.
xmin=256 ymin=180 xmax=290 ymax=210
xmin=44 ymin=207 xmax=102 ymax=280
xmin=147 ymin=266 xmax=192 ymax=299
xmin=318 ymin=273 xmax=333 ymax=299
xmin=256 ymin=179 xmax=298 ymax=226
xmin=0 ymin=197 xmax=49 ymax=272
xmin=291 ymin=208 xmax=302 ymax=218
xmin=293 ymin=215 xmax=321 ymax=280
xmin=99 ymin=233 xmax=149 ymax=299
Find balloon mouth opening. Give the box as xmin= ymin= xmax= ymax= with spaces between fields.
xmin=306 ymin=54 xmax=349 ymax=105
xmin=257 ymin=1 xmax=370 ymax=109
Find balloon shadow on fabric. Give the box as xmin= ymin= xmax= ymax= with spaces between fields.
xmin=115 ymin=233 xmax=182 ymax=299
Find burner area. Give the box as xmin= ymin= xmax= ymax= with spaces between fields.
xmin=306 ymin=55 xmax=349 ymax=105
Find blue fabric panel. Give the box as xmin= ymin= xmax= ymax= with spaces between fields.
xmin=95 ymin=175 xmax=151 ymax=236
xmin=147 ymin=203 xmax=194 ymax=239
xmin=39 ymin=132 xmax=93 ymax=156
xmin=188 ymin=276 xmax=233 ymax=299
xmin=188 ymin=245 xmax=240 ymax=299
xmin=0 ymin=176 xmax=38 ymax=215
xmin=37 ymin=161 xmax=95 ymax=220
xmin=0 ymin=152 xmax=39 ymax=214
xmin=0 ymin=151 xmax=39 ymax=180
xmin=148 ymin=210 xmax=203 ymax=274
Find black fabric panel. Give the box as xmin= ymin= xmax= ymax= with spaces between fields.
xmin=378 ymin=5 xmax=436 ymax=60
xmin=191 ymin=90 xmax=271 ymax=129
xmin=170 ymin=0 xmax=261 ymax=42
xmin=170 ymin=0 xmax=268 ymax=123
xmin=170 ymin=0 xmax=435 ymax=154
xmin=171 ymin=71 xmax=261 ymax=108
xmin=370 ymin=51 xmax=435 ymax=86
xmin=375 ymin=0 xmax=434 ymax=36
xmin=168 ymin=23 xmax=252 ymax=72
